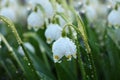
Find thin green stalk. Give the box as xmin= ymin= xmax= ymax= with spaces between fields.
xmin=76 ymin=15 xmax=97 ymax=80
xmin=0 ymin=15 xmax=40 ymax=79
xmin=62 ymin=23 xmax=97 ymax=80
xmin=62 ymin=23 xmax=87 ymax=80
xmin=0 ymin=60 xmax=12 ymax=79
xmin=76 ymin=39 xmax=87 ymax=80
xmin=0 ymin=33 xmax=24 ymax=71
xmin=54 ymin=64 xmax=61 ymax=80
xmin=23 ymin=33 xmax=51 ymax=71
xmin=0 ymin=33 xmax=13 ymax=52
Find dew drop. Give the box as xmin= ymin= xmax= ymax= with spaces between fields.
xmin=86 ymin=75 xmax=89 ymax=78
xmin=89 ymin=65 xmax=92 ymax=69
xmin=12 ymin=30 xmax=15 ymax=32
xmin=88 ymin=58 xmax=90 ymax=61
xmin=91 ymin=75 xmax=94 ymax=78
xmin=16 ymin=70 xmax=19 ymax=73
xmin=28 ymin=63 xmax=30 ymax=66
xmin=8 ymin=25 xmax=10 ymax=27
xmin=31 ymin=69 xmax=34 ymax=72
xmin=23 ymin=57 xmax=28 ymax=61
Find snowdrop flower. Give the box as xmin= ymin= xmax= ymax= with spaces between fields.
xmin=45 ymin=23 xmax=62 ymax=44
xmin=18 ymin=42 xmax=35 ymax=56
xmin=56 ymin=3 xmax=65 ymax=13
xmin=108 ymin=10 xmax=120 ymax=26
xmin=0 ymin=0 xmax=8 ymax=7
xmin=52 ymin=37 xmax=77 ymax=63
xmin=0 ymin=7 xmax=17 ymax=22
xmin=85 ymin=5 xmax=97 ymax=22
xmin=27 ymin=10 xmax=44 ymax=31
xmin=27 ymin=0 xmax=54 ymax=19
xmin=41 ymin=0 xmax=54 ymax=18
xmin=0 ymin=0 xmax=18 ymax=7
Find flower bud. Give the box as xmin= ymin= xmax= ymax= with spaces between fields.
xmin=108 ymin=10 xmax=120 ymax=26
xmin=0 ymin=7 xmax=17 ymax=22
xmin=27 ymin=10 xmax=44 ymax=31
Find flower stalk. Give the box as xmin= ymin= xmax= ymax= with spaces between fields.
xmin=0 ymin=15 xmax=41 ymax=79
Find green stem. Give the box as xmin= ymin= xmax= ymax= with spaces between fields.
xmin=24 ymin=33 xmax=51 ymax=71
xmin=0 ymin=33 xmax=24 ymax=71
xmin=0 ymin=60 xmax=12 ymax=79
xmin=76 ymin=39 xmax=87 ymax=80
xmin=0 ymin=15 xmax=40 ymax=79
xmin=62 ymin=23 xmax=97 ymax=80
xmin=62 ymin=23 xmax=87 ymax=80
xmin=76 ymin=15 xmax=97 ymax=80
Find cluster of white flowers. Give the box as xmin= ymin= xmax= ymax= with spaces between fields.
xmin=26 ymin=0 xmax=54 ymax=31
xmin=44 ymin=23 xmax=77 ymax=63
xmin=0 ymin=0 xmax=27 ymax=22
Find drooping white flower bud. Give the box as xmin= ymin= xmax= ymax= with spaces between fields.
xmin=45 ymin=23 xmax=62 ymax=44
xmin=85 ymin=5 xmax=97 ymax=22
xmin=26 ymin=0 xmax=54 ymax=19
xmin=0 ymin=7 xmax=17 ymax=22
xmin=108 ymin=10 xmax=120 ymax=26
xmin=41 ymin=1 xmax=54 ymax=19
xmin=27 ymin=10 xmax=44 ymax=31
xmin=18 ymin=42 xmax=35 ymax=56
xmin=0 ymin=0 xmax=8 ymax=7
xmin=52 ymin=37 xmax=77 ymax=63
xmin=0 ymin=0 xmax=18 ymax=7
xmin=56 ymin=3 xmax=65 ymax=13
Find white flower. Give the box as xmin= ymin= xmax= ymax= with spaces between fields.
xmin=0 ymin=7 xmax=17 ymax=22
xmin=52 ymin=37 xmax=77 ymax=63
xmin=45 ymin=23 xmax=62 ymax=44
xmin=0 ymin=0 xmax=18 ymax=7
xmin=85 ymin=5 xmax=97 ymax=22
xmin=26 ymin=0 xmax=54 ymax=18
xmin=27 ymin=10 xmax=44 ymax=31
xmin=41 ymin=1 xmax=54 ymax=18
xmin=56 ymin=3 xmax=65 ymax=13
xmin=108 ymin=10 xmax=120 ymax=26
xmin=18 ymin=42 xmax=35 ymax=56
xmin=0 ymin=0 xmax=8 ymax=7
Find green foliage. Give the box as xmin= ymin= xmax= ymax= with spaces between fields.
xmin=0 ymin=0 xmax=120 ymax=80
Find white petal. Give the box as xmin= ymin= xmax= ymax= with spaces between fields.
xmin=108 ymin=10 xmax=120 ymax=26
xmin=45 ymin=23 xmax=62 ymax=44
xmin=27 ymin=10 xmax=44 ymax=31
xmin=0 ymin=7 xmax=17 ymax=22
